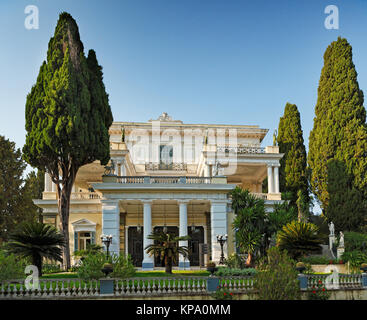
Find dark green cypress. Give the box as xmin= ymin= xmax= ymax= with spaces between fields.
xmin=308 ymin=37 xmax=367 ymax=212
xmin=277 ymin=103 xmax=309 ymax=209
xmin=23 ymin=12 xmax=113 ymax=269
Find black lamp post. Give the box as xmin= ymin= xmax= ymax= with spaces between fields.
xmin=216 ymin=234 xmax=228 ymax=265
xmin=100 ymin=234 xmax=113 ymax=258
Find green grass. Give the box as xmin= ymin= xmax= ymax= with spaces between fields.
xmin=40 ymin=270 xmax=210 ymax=279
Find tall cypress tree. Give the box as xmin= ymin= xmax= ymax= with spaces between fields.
xmin=277 ymin=103 xmax=309 ymax=209
xmin=308 ymin=37 xmax=367 ymax=212
xmin=23 ymin=12 xmax=113 ymax=269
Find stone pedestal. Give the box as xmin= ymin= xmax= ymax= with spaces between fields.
xmin=337 ymin=247 xmax=345 ymax=260
xmin=100 ymin=278 xmax=114 ymax=295
xmin=207 ymin=277 xmax=220 ymax=292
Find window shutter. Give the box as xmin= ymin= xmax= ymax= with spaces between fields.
xmin=74 ymin=232 xmax=78 ymax=252
xmin=91 ymin=231 xmax=95 ymax=244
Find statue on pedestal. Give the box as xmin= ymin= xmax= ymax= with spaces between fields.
xmin=328 ymin=222 xmax=335 ymax=237
xmin=339 ymin=231 xmax=344 ymax=248
xmin=273 ymin=130 xmax=278 ymax=147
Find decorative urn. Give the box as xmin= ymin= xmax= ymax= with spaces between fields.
xmin=102 ymin=263 xmax=113 ymax=277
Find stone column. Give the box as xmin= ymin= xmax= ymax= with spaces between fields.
xmin=142 ymin=200 xmax=154 ymax=270
xmin=210 ymin=200 xmax=228 ymax=264
xmin=101 ymin=200 xmax=120 ymax=256
xmin=178 ymin=200 xmax=190 ymax=269
xmin=44 ymin=173 xmax=52 ymax=192
xmin=51 ymin=180 xmax=57 ymax=192
xmin=205 ymin=163 xmax=211 ymax=177
xmin=267 ymin=165 xmax=274 ymax=193
xmin=274 ymin=165 xmax=280 ymax=193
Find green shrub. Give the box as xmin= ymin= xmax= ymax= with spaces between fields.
xmin=214 ymin=267 xmax=257 ymax=277
xmin=224 ymin=253 xmax=247 ymax=269
xmin=42 ymin=264 xmax=62 ymax=274
xmin=307 ymin=278 xmax=330 ymax=300
xmin=254 ymin=247 xmax=300 ymax=300
xmin=110 ymin=254 xmax=135 ymax=278
xmin=77 ymin=252 xmax=136 ymax=280
xmin=77 ymin=252 xmax=105 ymax=280
xmin=0 ymin=251 xmax=27 ymax=281
xmin=344 ymin=232 xmax=367 ymax=252
xmin=342 ymin=250 xmax=367 ymax=269
xmin=301 ymin=256 xmax=343 ymax=265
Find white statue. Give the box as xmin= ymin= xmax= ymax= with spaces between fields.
xmin=212 ymin=161 xmax=222 ymax=176
xmin=339 ymin=231 xmax=344 ymax=248
xmin=328 ymin=222 xmax=335 ymax=236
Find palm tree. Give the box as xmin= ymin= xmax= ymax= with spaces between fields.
xmin=231 ymin=187 xmax=266 ymax=266
xmin=6 ymin=222 xmax=65 ymax=276
xmin=145 ymin=232 xmax=190 ymax=274
xmin=276 ymin=220 xmax=324 ymax=260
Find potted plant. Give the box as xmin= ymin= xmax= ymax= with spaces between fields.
xmin=296 ymin=262 xmax=306 ymax=273
xmin=206 ymin=261 xmax=218 ymax=276
xmin=360 ymin=263 xmax=367 ymax=272
xmin=101 ymin=262 xmax=113 ymax=277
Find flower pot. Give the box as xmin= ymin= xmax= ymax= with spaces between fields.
xmin=207 ymin=267 xmax=218 ymax=276
xmin=102 ymin=264 xmax=113 ymax=277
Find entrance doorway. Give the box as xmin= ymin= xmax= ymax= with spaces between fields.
xmin=188 ymin=226 xmax=204 ymax=266
xmin=128 ymin=227 xmax=143 ymax=267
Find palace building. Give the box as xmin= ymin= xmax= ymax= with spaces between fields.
xmin=34 ymin=113 xmax=283 ymax=270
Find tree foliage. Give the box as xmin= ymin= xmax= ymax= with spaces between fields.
xmin=277 ymin=103 xmax=309 ymax=208
xmin=145 ymin=232 xmax=190 ymax=274
xmin=276 ymin=221 xmax=324 ymax=260
xmin=0 ymin=135 xmax=42 ymax=242
xmin=254 ymin=247 xmax=300 ymax=300
xmin=308 ymin=37 xmax=367 ymax=211
xmin=6 ymin=222 xmax=65 ymax=276
xmin=23 ymin=12 xmax=113 ymax=269
xmin=326 ymin=160 xmax=367 ymax=231
xmin=230 ymin=187 xmax=296 ymax=265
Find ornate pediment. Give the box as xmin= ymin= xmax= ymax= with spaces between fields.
xmin=72 ymin=218 xmax=97 ymax=232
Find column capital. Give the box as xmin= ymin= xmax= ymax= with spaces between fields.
xmin=177 ymin=199 xmax=190 ymax=205
xmin=100 ymin=199 xmax=120 ymax=206
xmin=141 ymin=199 xmax=154 ymax=205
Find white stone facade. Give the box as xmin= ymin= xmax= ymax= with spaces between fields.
xmin=34 ymin=113 xmax=283 ymax=269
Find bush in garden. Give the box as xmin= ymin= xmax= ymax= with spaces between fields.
xmin=110 ymin=254 xmax=136 ymax=278
xmin=342 ymin=251 xmax=367 ymax=270
xmin=211 ymin=284 xmax=234 ymax=300
xmin=214 ymin=267 xmax=257 ymax=277
xmin=0 ymin=250 xmax=27 ymax=280
xmin=343 ymin=232 xmax=367 ymax=252
xmin=224 ymin=253 xmax=247 ymax=269
xmin=42 ymin=264 xmax=62 ymax=274
xmin=77 ymin=252 xmax=136 ymax=280
xmin=254 ymin=247 xmax=300 ymax=300
xmin=307 ymin=279 xmax=330 ymax=300
xmin=77 ymin=252 xmax=105 ymax=280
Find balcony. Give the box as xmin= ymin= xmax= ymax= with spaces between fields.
xmin=145 ymin=162 xmax=187 ymax=171
xmin=217 ymin=146 xmax=265 ymax=154
xmin=42 ymin=192 xmax=101 ymax=200
xmin=116 ymin=176 xmax=214 ymax=184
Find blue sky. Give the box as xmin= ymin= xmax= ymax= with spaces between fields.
xmin=0 ymin=0 xmax=366 ymax=213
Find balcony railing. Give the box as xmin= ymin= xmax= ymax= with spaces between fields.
xmin=145 ymin=162 xmax=187 ymax=171
xmin=43 ymin=192 xmax=101 ymax=200
xmin=117 ymin=176 xmax=213 ymax=184
xmin=217 ymin=146 xmax=265 ymax=154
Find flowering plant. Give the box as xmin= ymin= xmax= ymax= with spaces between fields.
xmin=211 ymin=283 xmax=234 ymax=300
xmin=307 ymin=279 xmax=330 ymax=300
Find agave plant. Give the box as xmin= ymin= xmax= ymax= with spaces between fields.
xmin=5 ymin=222 xmax=65 ymax=276
xmin=145 ymin=232 xmax=190 ymax=274
xmin=276 ymin=220 xmax=323 ymax=260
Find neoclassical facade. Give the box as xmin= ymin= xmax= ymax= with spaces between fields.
xmin=34 ymin=113 xmax=283 ymax=270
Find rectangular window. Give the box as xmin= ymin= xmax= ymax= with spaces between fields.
xmin=78 ymin=232 xmax=91 ymax=250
